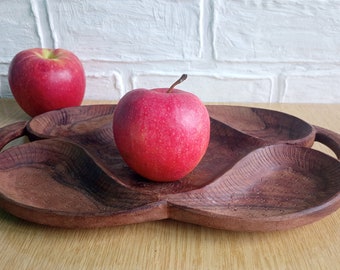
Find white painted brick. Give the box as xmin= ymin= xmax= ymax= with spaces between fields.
xmin=48 ymin=0 xmax=201 ymax=61
xmin=213 ymin=0 xmax=340 ymax=62
xmin=283 ymin=73 xmax=340 ymax=103
xmin=0 ymin=0 xmax=41 ymax=62
xmin=132 ymin=74 xmax=273 ymax=103
xmin=84 ymin=72 xmax=123 ymax=101
xmin=0 ymin=75 xmax=11 ymax=98
xmin=0 ymin=64 xmax=9 ymax=76
xmin=1 ymin=0 xmax=340 ymax=103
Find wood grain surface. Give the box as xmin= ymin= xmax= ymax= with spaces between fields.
xmin=0 ymin=99 xmax=339 ymax=270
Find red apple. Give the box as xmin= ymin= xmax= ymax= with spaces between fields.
xmin=8 ymin=48 xmax=85 ymax=117
xmin=113 ymin=75 xmax=210 ymax=182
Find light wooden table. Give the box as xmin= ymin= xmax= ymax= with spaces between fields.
xmin=0 ymin=99 xmax=339 ymax=270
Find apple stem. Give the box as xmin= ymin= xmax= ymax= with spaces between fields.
xmin=167 ymin=74 xmax=188 ymax=93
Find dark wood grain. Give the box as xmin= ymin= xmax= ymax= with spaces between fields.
xmin=168 ymin=144 xmax=340 ymax=231
xmin=0 ymin=121 xmax=27 ymax=150
xmin=0 ymin=105 xmax=339 ymax=231
xmin=207 ymin=105 xmax=315 ymax=147
xmin=27 ymin=105 xmax=265 ymax=194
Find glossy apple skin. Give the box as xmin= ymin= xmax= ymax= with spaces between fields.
xmin=113 ymin=88 xmax=210 ymax=182
xmin=8 ymin=48 xmax=85 ymax=117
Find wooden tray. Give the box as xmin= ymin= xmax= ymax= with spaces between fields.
xmin=0 ymin=105 xmax=339 ymax=231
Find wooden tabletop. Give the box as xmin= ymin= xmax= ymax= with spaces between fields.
xmin=0 ymin=99 xmax=339 ymax=270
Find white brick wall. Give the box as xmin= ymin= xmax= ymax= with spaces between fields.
xmin=1 ymin=0 xmax=340 ymax=103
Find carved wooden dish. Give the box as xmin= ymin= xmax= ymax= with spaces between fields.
xmin=0 ymin=105 xmax=339 ymax=231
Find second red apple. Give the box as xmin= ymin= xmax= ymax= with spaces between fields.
xmin=8 ymin=48 xmax=85 ymax=117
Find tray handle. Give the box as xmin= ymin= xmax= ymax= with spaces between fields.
xmin=0 ymin=121 xmax=28 ymax=151
xmin=313 ymin=125 xmax=340 ymax=160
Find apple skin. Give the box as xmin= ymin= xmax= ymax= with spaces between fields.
xmin=8 ymin=48 xmax=85 ymax=117
xmin=113 ymin=88 xmax=210 ymax=182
